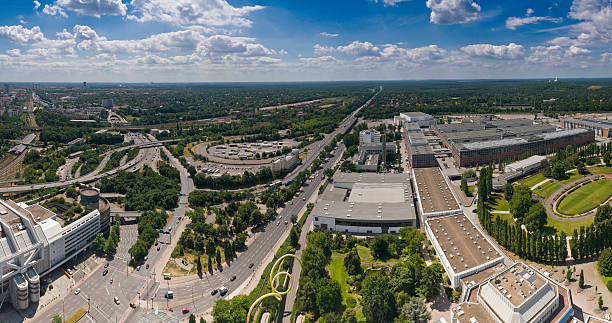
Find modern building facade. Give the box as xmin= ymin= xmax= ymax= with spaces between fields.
xmin=433 ymin=118 xmax=594 ymax=167
xmin=563 ymin=117 xmax=612 ymax=138
xmin=452 ymin=262 xmax=574 ymax=323
xmin=313 ymin=173 xmax=417 ymax=234
xmin=0 ymin=198 xmax=109 ymax=310
xmin=404 ymin=127 xmax=436 ymax=168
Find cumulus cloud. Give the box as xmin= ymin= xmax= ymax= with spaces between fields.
xmin=0 ymin=25 xmax=45 ymax=45
xmin=602 ymin=52 xmax=612 ymax=62
xmin=313 ymin=44 xmax=335 ymax=55
xmin=42 ymin=4 xmax=68 ymax=18
xmin=41 ymin=0 xmax=127 ymax=18
xmin=565 ymin=45 xmax=591 ymax=56
xmin=550 ymin=0 xmax=612 ymax=46
xmin=336 ymin=41 xmax=380 ymax=57
xmin=526 ymin=45 xmax=563 ymax=63
xmin=505 ymin=8 xmax=562 ymax=29
xmin=461 ymin=43 xmax=524 ymax=59
xmin=320 ymin=32 xmax=339 ymax=37
xmin=380 ymin=44 xmax=447 ymax=62
xmin=33 ymin=1 xmax=41 ymax=10
xmin=426 ymin=0 xmax=481 ymax=25
xmin=127 ymin=0 xmax=264 ymax=27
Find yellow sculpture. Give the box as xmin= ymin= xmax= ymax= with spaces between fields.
xmin=246 ymin=254 xmax=303 ymax=323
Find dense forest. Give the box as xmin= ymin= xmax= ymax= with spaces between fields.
xmin=360 ymin=80 xmax=612 ymax=119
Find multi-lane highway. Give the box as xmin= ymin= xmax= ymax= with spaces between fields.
xmin=28 ymin=87 xmax=380 ymax=322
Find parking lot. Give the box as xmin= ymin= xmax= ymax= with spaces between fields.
xmin=208 ymin=139 xmax=297 ymax=160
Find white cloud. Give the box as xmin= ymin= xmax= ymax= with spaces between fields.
xmin=42 ymin=0 xmax=127 ymax=18
xmin=313 ymin=44 xmax=335 ymax=55
xmin=602 ymin=52 xmax=612 ymax=62
xmin=527 ymin=45 xmax=563 ymax=63
xmin=0 ymin=25 xmax=45 ymax=45
xmin=127 ymin=0 xmax=264 ymax=27
xmin=552 ymin=0 xmax=612 ymax=46
xmin=336 ymin=41 xmax=380 ymax=57
xmin=565 ymin=45 xmax=591 ymax=56
xmin=426 ymin=0 xmax=481 ymax=25
xmin=372 ymin=0 xmax=410 ymax=6
xmin=33 ymin=1 xmax=41 ymax=10
xmin=380 ymin=44 xmax=447 ymax=62
xmin=320 ymin=32 xmax=339 ymax=37
xmin=42 ymin=4 xmax=68 ymax=18
xmin=505 ymin=8 xmax=562 ymax=30
xmin=6 ymin=49 xmax=21 ymax=57
xmin=461 ymin=43 xmax=524 ymax=59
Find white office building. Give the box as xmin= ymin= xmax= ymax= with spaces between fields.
xmin=0 ymin=199 xmax=104 ymax=310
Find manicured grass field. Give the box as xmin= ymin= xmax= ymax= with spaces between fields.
xmin=533 ymin=181 xmax=561 ymax=199
xmin=329 ymin=257 xmax=351 ymax=304
xmin=488 ymin=195 xmax=510 ymax=212
xmin=587 ymin=166 xmax=612 ymax=174
xmin=546 ymin=216 xmax=594 ymax=235
xmin=519 ymin=173 xmax=547 ymax=188
xmin=558 ymin=179 xmax=612 ymax=215
xmin=559 ymin=171 xmax=585 ymax=185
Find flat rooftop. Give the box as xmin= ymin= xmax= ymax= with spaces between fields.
xmin=413 ymin=168 xmax=459 ymax=214
xmin=460 ymin=263 xmax=505 ymax=290
xmin=25 ymin=204 xmax=56 ymax=223
xmin=488 ymin=263 xmax=547 ymax=307
xmin=411 ymin=145 xmax=435 ymax=155
xmin=312 ymin=200 xmax=416 ymax=222
xmin=348 ymin=183 xmax=407 ymax=204
xmin=333 ymin=172 xmax=412 ymax=186
xmin=565 ymin=117 xmax=612 ymax=129
xmin=427 ymin=214 xmax=500 ymax=273
xmin=452 ymin=302 xmax=490 ymax=323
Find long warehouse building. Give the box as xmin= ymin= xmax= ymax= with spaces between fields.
xmin=563 ymin=117 xmax=612 ymax=138
xmin=433 ymin=118 xmax=594 ymax=167
xmin=313 ymin=173 xmax=417 ymax=234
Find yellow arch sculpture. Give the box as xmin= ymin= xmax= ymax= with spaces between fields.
xmin=246 ymin=254 xmax=303 ymax=323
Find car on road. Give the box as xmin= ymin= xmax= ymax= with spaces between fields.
xmin=167 ymin=308 xmax=173 ymax=312
xmin=130 ymin=302 xmax=136 ymax=308
xmin=276 ymin=222 xmax=280 ymax=226
xmin=74 ymin=288 xmax=80 ymax=295
xmin=146 ymin=264 xmax=149 ymax=269
xmin=248 ymin=263 xmax=254 ymax=269
xmin=230 ymin=274 xmax=236 ymax=281
xmin=211 ymin=289 xmax=218 ymax=296
xmin=165 ymin=291 xmax=174 ymax=299
xmin=472 ymin=209 xmax=478 ymax=213
xmin=103 ymin=269 xmax=108 ymax=276
xmin=182 ymin=308 xmax=190 ymax=314
xmin=155 ymin=241 xmax=158 ymax=246
xmin=157 ymin=246 xmax=161 ymax=251
xmin=104 ymin=263 xmax=109 ymax=268
xmin=302 ymin=197 xmax=306 ymax=201
xmin=110 ymin=278 xmax=113 ymax=284
xmin=219 ymin=286 xmax=228 ymax=296
xmin=284 ymin=221 xmax=288 ymax=225
xmin=136 ymin=265 xmax=141 ymax=271
xmin=114 ymin=296 xmax=120 ymax=305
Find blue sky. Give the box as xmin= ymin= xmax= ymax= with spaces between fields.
xmin=0 ymin=0 xmax=610 ymax=82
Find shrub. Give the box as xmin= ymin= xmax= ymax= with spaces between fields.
xmin=607 ymin=279 xmax=612 ymax=293
xmin=598 ymin=248 xmax=612 ymax=277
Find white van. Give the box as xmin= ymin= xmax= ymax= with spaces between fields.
xmin=165 ymin=291 xmax=174 ymax=299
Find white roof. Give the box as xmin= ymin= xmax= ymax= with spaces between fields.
xmin=506 ymin=155 xmax=546 ymax=170
xmin=39 ymin=218 xmax=62 ymax=243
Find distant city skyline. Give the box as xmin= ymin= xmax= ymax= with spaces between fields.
xmin=0 ymin=0 xmax=610 ymax=82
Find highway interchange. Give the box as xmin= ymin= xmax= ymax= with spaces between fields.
xmin=24 ymin=87 xmax=380 ymax=322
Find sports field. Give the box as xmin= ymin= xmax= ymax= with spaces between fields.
xmin=558 ymin=179 xmax=612 ymax=215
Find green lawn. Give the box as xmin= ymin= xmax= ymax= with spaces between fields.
xmin=558 ymin=179 xmax=612 ymax=215
xmin=488 ymin=195 xmax=510 ymax=212
xmin=546 ymin=216 xmax=594 ymax=235
xmin=534 ymin=181 xmax=562 ymax=199
xmin=329 ymin=257 xmax=351 ymax=304
xmin=519 ymin=173 xmax=547 ymax=188
xmin=559 ymin=171 xmax=585 ymax=185
xmin=467 ymin=185 xmax=475 ymax=196
xmin=355 ymin=244 xmax=399 ymax=264
xmin=587 ymin=166 xmax=612 ymax=175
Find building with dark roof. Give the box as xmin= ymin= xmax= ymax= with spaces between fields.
xmin=433 ymin=118 xmax=594 ymax=167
